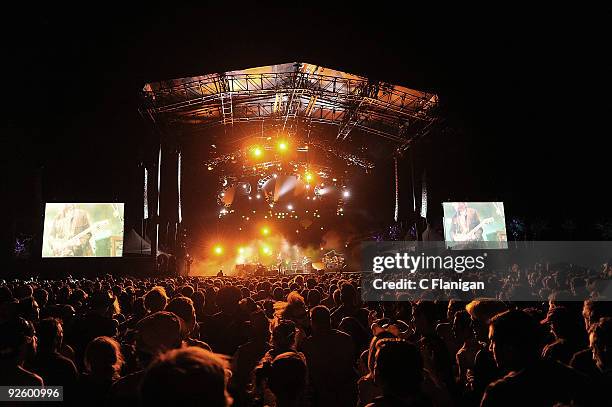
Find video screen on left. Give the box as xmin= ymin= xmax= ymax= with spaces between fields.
xmin=42 ymin=203 xmax=124 ymax=258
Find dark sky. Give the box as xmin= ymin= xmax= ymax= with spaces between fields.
xmin=3 ymin=7 xmax=610 ymax=251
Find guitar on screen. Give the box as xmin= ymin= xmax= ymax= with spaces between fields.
xmin=50 ymin=219 xmax=110 ymax=256
xmin=452 ymin=217 xmax=494 ymax=242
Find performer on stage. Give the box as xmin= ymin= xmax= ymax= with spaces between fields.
xmin=450 ymin=202 xmax=483 ymax=242
xmin=48 ymin=204 xmax=94 ymax=256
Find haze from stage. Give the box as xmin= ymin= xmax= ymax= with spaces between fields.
xmin=42 ymin=203 xmax=125 ymax=258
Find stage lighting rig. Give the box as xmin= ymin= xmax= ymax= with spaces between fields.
xmin=250 ymin=146 xmax=264 ymax=158
xmin=277 ymin=141 xmax=289 ymax=152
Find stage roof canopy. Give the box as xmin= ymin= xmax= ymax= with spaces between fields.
xmin=141 ymin=62 xmax=439 ymax=148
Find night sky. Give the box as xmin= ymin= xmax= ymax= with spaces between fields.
xmin=3 ymin=8 xmax=610 ymax=259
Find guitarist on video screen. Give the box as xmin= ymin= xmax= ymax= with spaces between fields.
xmin=49 ymin=204 xmax=94 ymax=256
xmin=450 ymin=202 xmax=484 ymax=242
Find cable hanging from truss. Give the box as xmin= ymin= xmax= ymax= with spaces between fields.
xmin=394 ymin=156 xmax=399 ymax=222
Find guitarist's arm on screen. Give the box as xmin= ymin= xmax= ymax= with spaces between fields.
xmin=49 ymin=207 xmax=94 ymax=256
xmin=451 ymin=207 xmax=485 ymax=242
xmin=70 ymin=209 xmax=93 ymax=256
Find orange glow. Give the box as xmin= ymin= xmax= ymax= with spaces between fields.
xmin=250 ymin=146 xmax=263 ymax=158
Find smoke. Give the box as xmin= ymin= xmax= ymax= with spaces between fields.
xmin=321 ymin=230 xmax=343 ymax=250
xmin=190 ymin=230 xmax=346 ymax=276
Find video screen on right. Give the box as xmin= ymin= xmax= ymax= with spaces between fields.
xmin=442 ymin=202 xmax=508 ymax=249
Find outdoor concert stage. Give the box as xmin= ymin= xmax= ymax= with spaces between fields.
xmin=136 ymin=62 xmax=441 ymax=273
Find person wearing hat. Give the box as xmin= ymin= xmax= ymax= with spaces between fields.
xmin=0 ymin=317 xmax=44 ymax=386
xmin=108 ymin=311 xmax=183 ymax=406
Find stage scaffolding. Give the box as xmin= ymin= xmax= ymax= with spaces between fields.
xmin=139 ymin=62 xmax=440 ymax=263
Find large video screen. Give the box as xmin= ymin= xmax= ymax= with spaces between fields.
xmin=42 ymin=203 xmax=124 ymax=258
xmin=442 ymin=202 xmax=508 ymax=249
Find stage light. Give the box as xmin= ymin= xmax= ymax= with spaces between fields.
xmin=305 ymin=173 xmax=313 ymax=182
xmin=287 ymin=204 xmax=293 ymax=210
xmin=250 ymin=146 xmax=263 ymax=159
xmin=208 ymin=166 xmax=213 ymax=171
xmin=256 ymin=194 xmax=261 ymax=199
xmin=220 ymin=192 xmax=225 ymax=197
xmin=213 ymin=245 xmax=223 ymax=255
xmin=261 ymin=227 xmax=270 ymax=236
xmin=238 ymin=247 xmax=245 ymax=254
xmin=278 ymin=141 xmax=288 ymax=151
xmin=248 ymin=196 xmax=252 ymax=200
xmin=343 ymin=190 xmax=350 ymax=198
xmin=242 ymin=184 xmax=247 ymax=189
xmin=273 ymin=174 xmax=278 ymax=178
xmin=262 ymin=246 xmax=272 ymax=255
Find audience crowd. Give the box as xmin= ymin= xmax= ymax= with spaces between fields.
xmin=0 ymin=264 xmax=610 ymax=406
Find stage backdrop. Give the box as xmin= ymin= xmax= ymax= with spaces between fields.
xmin=42 ymin=203 xmax=124 ymax=258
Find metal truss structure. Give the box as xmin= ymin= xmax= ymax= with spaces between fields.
xmin=141 ymin=62 xmax=439 ymax=147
